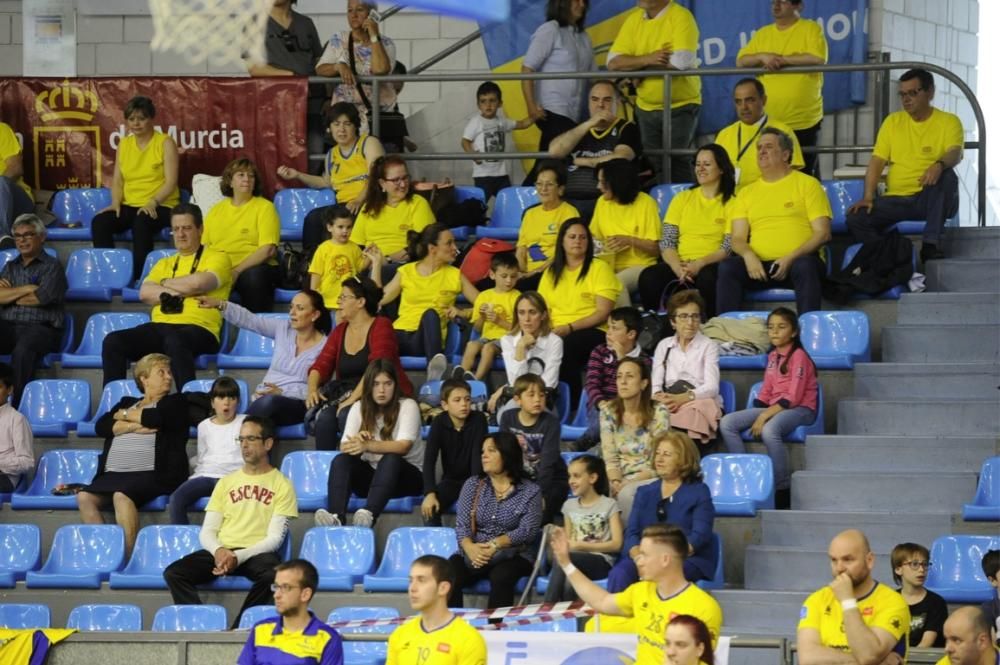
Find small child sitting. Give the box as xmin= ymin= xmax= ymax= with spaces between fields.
xmin=455 ymin=252 xmax=520 ymax=381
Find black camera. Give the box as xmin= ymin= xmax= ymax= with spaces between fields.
xmin=159 ymin=292 xmax=185 ymax=314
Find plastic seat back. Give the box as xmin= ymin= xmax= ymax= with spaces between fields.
xmin=696 ymin=533 xmax=725 ymax=590
xmin=152 ymin=604 xmax=228 ymax=632
xmin=0 ymin=603 xmax=51 ymax=629
xmin=455 ymin=186 xmax=486 ymax=204
xmin=279 ymin=451 xmax=339 ymax=511
xmin=67 ymin=604 xmax=143 ymax=631
xmin=63 ymin=312 xmax=152 ymax=367
xmin=701 ymin=453 xmax=775 ymax=516
xmin=12 ymin=449 xmax=99 ymax=510
xmin=64 ymin=248 xmax=133 ymax=301
xmin=110 ymin=525 xmax=201 ymax=589
xmin=181 ymin=378 xmax=250 ymax=413
xmin=26 ymin=524 xmax=125 ymax=588
xmin=963 ymin=456 xmax=1000 ymax=521
xmin=328 ymin=606 xmax=397 ymax=663
xmin=300 ymin=527 xmax=376 ymax=590
xmin=217 ymin=314 xmax=287 ymax=369
xmin=650 ymin=183 xmax=692 ymax=219
xmin=823 ymin=179 xmax=864 ymax=234
xmin=743 ymin=382 xmax=823 ymax=443
xmin=509 ymin=617 xmax=578 ymax=632
xmin=0 ymin=524 xmax=41 ymax=586
xmin=363 ymin=527 xmax=458 ymax=591
xmin=719 ymin=380 xmax=736 ymax=414
xmin=491 ymin=187 xmax=538 ymax=229
xmin=926 ymin=535 xmax=1000 ymax=602
xmin=238 ymin=605 xmax=278 ymax=629
xmin=17 ymin=380 xmax=91 ymax=436
xmin=274 ymin=188 xmax=336 ymax=241
xmin=49 ymin=187 xmax=111 ymax=236
xmin=77 ymin=380 xmax=143 ymax=437
xmin=799 ymin=311 xmax=871 ymax=369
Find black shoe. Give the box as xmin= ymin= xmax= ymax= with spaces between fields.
xmin=920 ymin=243 xmax=944 ymax=263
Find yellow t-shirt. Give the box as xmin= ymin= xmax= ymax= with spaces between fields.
xmin=0 ymin=122 xmax=32 ymax=199
xmin=614 ymin=581 xmax=723 ymax=664
xmin=798 ymin=583 xmax=910 ymax=661
xmin=203 ymin=197 xmax=281 ymax=267
xmin=538 ymin=259 xmax=621 ymax=330
xmin=206 ymin=467 xmax=298 ymax=549
xmin=665 ymin=188 xmax=735 ymax=261
xmin=591 ymin=191 xmax=661 ymax=271
xmin=737 ymin=19 xmax=828 ymax=130
xmin=327 ymin=135 xmax=371 ymax=204
xmin=935 ymin=648 xmax=1000 ymax=665
xmin=118 ymin=132 xmax=180 ymax=208
xmin=308 ymin=240 xmax=365 ymax=309
xmin=387 ymin=615 xmax=487 ymax=665
xmin=146 ymin=246 xmax=232 ymax=340
xmin=733 ymin=170 xmax=831 ymax=261
xmin=394 ymin=262 xmax=462 ymax=335
xmin=351 ymin=196 xmax=435 ymax=256
xmin=714 ymin=117 xmax=805 ymax=189
xmin=472 ymin=287 xmax=520 ymax=341
xmin=517 ymin=201 xmax=579 ymax=273
xmin=874 ymin=108 xmax=964 ymax=197
xmin=609 ymin=4 xmax=701 ymax=111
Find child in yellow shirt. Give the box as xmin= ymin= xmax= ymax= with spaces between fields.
xmin=455 ymin=252 xmax=520 ymax=381
xmin=308 ymin=205 xmax=374 ymax=319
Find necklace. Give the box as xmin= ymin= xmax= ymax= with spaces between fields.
xmin=492 ymin=478 xmax=513 ymax=500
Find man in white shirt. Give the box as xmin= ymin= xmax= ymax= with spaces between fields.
xmin=0 ymin=362 xmax=33 ymax=493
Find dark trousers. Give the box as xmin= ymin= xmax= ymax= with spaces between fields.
xmin=846 ymin=169 xmax=958 ymax=245
xmin=422 ymin=477 xmax=465 ymax=526
xmin=635 ymin=104 xmax=700 ymax=183
xmin=0 ymin=176 xmax=35 ymax=236
xmin=92 ymin=205 xmax=173 ymax=282
xmin=166 ymin=476 xmax=219 ymax=525
xmin=0 ymin=321 xmax=61 ymax=407
xmin=474 ymin=176 xmax=512 ymax=204
xmin=396 ymin=309 xmax=444 ymax=361
xmin=0 ymin=475 xmax=14 ymax=492
xmin=559 ymin=327 xmax=606 ymax=402
xmin=523 ymin=111 xmax=578 ymax=186
xmin=326 ymin=452 xmax=423 ymax=521
xmin=163 ymin=549 xmax=280 ymax=629
xmin=637 ymin=262 xmax=719 ymax=315
xmin=447 ymin=553 xmax=534 ymax=610
xmin=102 ymin=322 xmax=219 ymax=388
xmin=794 ymin=122 xmax=823 ymax=179
xmin=716 ymin=254 xmax=824 ymax=315
xmin=233 ymin=264 xmax=278 ymax=313
xmin=302 ymin=205 xmax=334 ymax=259
xmin=543 ymin=552 xmax=612 ymax=602
xmin=313 ymin=402 xmax=352 ymax=451
xmin=247 ymin=394 xmax=306 ymax=427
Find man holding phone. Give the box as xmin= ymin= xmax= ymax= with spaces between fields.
xmin=716 ymin=127 xmax=831 ymax=315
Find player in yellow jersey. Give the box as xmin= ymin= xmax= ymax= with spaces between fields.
xmin=797 ymin=529 xmax=910 ymax=665
xmin=387 ymin=555 xmax=486 ymax=665
xmin=938 ymin=607 xmax=999 ymax=665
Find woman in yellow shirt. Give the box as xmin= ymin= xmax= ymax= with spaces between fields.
xmin=638 ymin=144 xmax=736 ymax=316
xmin=92 ymin=95 xmax=180 ymax=283
xmin=516 ymin=159 xmax=579 ymax=291
xmin=203 ymin=158 xmax=281 ymax=312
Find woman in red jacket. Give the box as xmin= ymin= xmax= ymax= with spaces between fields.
xmin=306 ymin=275 xmax=413 ymax=450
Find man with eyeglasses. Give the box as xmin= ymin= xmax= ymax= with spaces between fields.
xmin=938 ymin=606 xmax=1000 ymax=665
xmin=891 ymin=542 xmax=947 ymax=649
xmin=847 ymin=68 xmax=964 ymax=263
xmin=165 ymin=416 xmax=299 ymax=629
xmin=238 ymin=559 xmax=344 ymax=664
xmin=0 ymin=214 xmax=67 ymax=407
xmin=798 ymin=529 xmax=910 ymax=665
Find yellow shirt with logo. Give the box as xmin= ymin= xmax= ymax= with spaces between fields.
xmin=206 ymin=467 xmax=298 ymax=549
xmin=387 ymin=615 xmax=486 ymax=665
xmin=118 ymin=132 xmax=180 ymax=208
xmin=538 ymin=259 xmax=621 ymax=330
xmin=352 ymin=196 xmax=435 ymax=256
xmin=472 ymin=287 xmax=520 ymax=341
xmin=146 ymin=246 xmax=232 ymax=340
xmin=874 ymin=108 xmax=964 ymax=197
xmin=798 ymin=583 xmax=910 ymax=661
xmin=613 ymin=581 xmax=723 ymax=665
xmin=715 ymin=117 xmax=805 ymax=189
xmin=737 ymin=19 xmax=828 ymax=130
xmin=665 ymin=188 xmax=735 ymax=261
xmin=517 ymin=201 xmax=579 ymax=273
xmin=0 ymin=122 xmax=32 ymax=199
xmin=609 ymin=3 xmax=701 ymax=111
xmin=203 ymin=197 xmax=281 ymax=267
xmin=733 ymin=170 xmax=831 ymax=261
xmin=327 ymin=135 xmax=371 ymax=203
xmin=308 ymin=239 xmax=365 ymax=309
xmin=394 ymin=262 xmax=462 ymax=335
xmin=591 ymin=192 xmax=661 ymax=271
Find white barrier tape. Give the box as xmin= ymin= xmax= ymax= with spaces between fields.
xmin=326 ymin=599 xmax=594 ymax=631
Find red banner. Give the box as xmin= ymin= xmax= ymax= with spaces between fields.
xmin=0 ymin=77 xmax=308 ymax=197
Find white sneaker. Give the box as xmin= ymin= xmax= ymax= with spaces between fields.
xmin=314 ymin=509 xmax=341 ymax=527
xmin=352 ymin=508 xmax=374 ymax=528
xmin=427 ymin=353 xmax=448 ymax=382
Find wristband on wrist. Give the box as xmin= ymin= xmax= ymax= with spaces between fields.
xmin=562 ymin=563 xmax=578 ymax=576
xmin=840 ymin=598 xmax=858 ymax=611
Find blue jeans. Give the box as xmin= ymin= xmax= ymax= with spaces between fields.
xmin=719 ymin=406 xmax=815 ymax=490
xmin=167 ymin=476 xmax=219 ymax=524
xmin=0 ymin=176 xmax=34 ymax=236
xmin=396 ymin=309 xmax=443 ymax=361
xmin=846 ymin=168 xmax=959 ymax=245
xmin=635 ymin=104 xmax=700 ymax=184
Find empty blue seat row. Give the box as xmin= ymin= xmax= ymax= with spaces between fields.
xmin=717 ymin=310 xmax=870 ymax=370
xmin=47 ymin=188 xmax=190 ymax=242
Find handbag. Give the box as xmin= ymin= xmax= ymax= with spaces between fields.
xmin=660 ymin=347 xmax=696 ymax=395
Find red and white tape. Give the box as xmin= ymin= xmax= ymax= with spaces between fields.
xmin=326 ymin=599 xmax=595 ymax=631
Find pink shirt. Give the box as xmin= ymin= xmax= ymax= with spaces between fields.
xmin=756 ymin=347 xmax=818 ymax=413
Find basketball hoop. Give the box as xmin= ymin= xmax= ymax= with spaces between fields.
xmin=148 ymin=0 xmax=273 ymax=67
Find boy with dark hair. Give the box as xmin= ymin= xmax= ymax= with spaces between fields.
xmin=982 ymin=549 xmax=1000 ymax=642
xmin=891 ymin=542 xmax=947 ymax=648
xmin=0 ymin=361 xmax=32 ymax=492
xmin=420 ymin=379 xmax=488 ymax=526
xmin=455 ymin=252 xmax=520 ymax=381
xmin=461 ymin=81 xmax=533 ymax=202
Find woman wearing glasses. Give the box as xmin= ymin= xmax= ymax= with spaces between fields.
xmin=606 ymin=430 xmax=716 ymax=592
xmin=515 ymin=160 xmax=579 ymax=291
xmin=650 ymin=290 xmax=723 ymax=446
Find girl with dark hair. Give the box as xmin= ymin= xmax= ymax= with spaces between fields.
xmin=447 ymin=433 xmax=543 ymax=610
xmin=638 ymin=144 xmax=738 ymax=315
xmin=665 ymin=614 xmax=717 ymax=665
xmin=197 ymin=289 xmax=329 ymax=426
xmin=516 ymin=160 xmax=579 ymax=290
xmin=315 ymin=358 xmax=423 ymax=528
xmin=719 ymin=307 xmax=817 ymax=508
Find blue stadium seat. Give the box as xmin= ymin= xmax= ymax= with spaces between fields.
xmin=121 ymin=249 xmax=176 ymax=302
xmin=194 ymin=320 xmax=229 ymax=370
xmin=77 ymin=380 xmax=143 ymax=437
xmin=701 ymin=453 xmax=775 ymax=516
xmin=274 ymin=287 xmax=298 ymax=303
xmin=181 ymin=378 xmax=250 ymax=413
xmin=476 ymin=187 xmax=538 ymax=240
xmin=217 ymin=314 xmax=288 ymax=369
xmin=67 ymin=604 xmax=143 ymax=631
xmin=17 ymin=379 xmax=90 ymax=436
xmin=716 ymin=311 xmax=770 ymax=369
xmin=26 ymin=524 xmax=125 ymax=589
xmin=152 ymin=605 xmax=228 ymax=632
xmin=963 ymin=457 xmax=1000 ymax=521
xmin=555 ymin=381 xmax=571 ymax=425
xmin=465 ymin=576 xmax=529 ymax=595
xmin=300 ymin=527 xmax=376 ymax=591
xmin=417 ymin=379 xmax=488 ymax=407
xmin=109 ymin=525 xmax=201 ymax=589
xmin=64 ymin=248 xmax=133 ymax=301
xmin=348 ymin=492 xmax=420 ymax=514
xmin=535 ymin=574 xmax=608 ymax=595
xmin=839 ymin=243 xmax=916 ymax=300
xmin=0 ymin=524 xmax=41 ymax=587
xmin=449 ymin=186 xmax=486 ymax=241
xmin=799 ymin=310 xmax=870 ymax=369
xmin=363 ymin=527 xmax=459 ymax=592
xmin=561 ymin=451 xmax=588 ymax=467
xmin=237 ymin=605 xmax=278 ymax=629
xmin=401 ymin=321 xmax=462 ymax=370
xmin=0 ymin=247 xmax=57 ymax=271
xmin=926 ymin=535 xmax=1000 ymax=603
xmin=274 ymin=188 xmax=336 ymax=241
xmin=561 ymin=390 xmax=590 ymax=441
xmin=280 ymin=450 xmax=339 ymax=511
xmin=695 ymin=533 xmax=725 ymax=590
xmin=11 ymin=449 xmax=99 ymax=510
xmin=742 ymin=382 xmax=824 ymax=443
xmin=62 ymin=312 xmax=152 ymax=368
xmin=327 ymin=606 xmax=398 ymax=665
xmin=48 ymin=187 xmax=111 ymax=240
xmin=509 ymin=617 xmax=578 ymax=632
xmin=0 ymin=603 xmax=51 ymax=629
xmin=650 ymin=183 xmax=692 ymax=219
xmin=277 ymin=423 xmax=308 ymax=440
xmin=719 ymin=380 xmax=736 ymax=414
xmin=823 ymin=179 xmax=864 ymax=235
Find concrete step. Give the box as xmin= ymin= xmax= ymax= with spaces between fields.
xmin=897 ymin=292 xmax=1000 ymax=325
xmin=713 ymin=590 xmax=808 ymax=636
xmin=745 ymin=545 xmax=895 ymax=591
xmin=759 ymin=510 xmax=954 ymax=551
xmin=837 ymin=398 xmax=1000 ymax=435
xmin=852 ymin=362 xmax=1000 ymax=399
xmin=940 ymin=228 xmax=1000 ymax=260
xmin=791 ymin=471 xmax=976 ymax=513
xmin=924 ymin=259 xmax=1000 ymax=292
xmin=804 ymin=435 xmax=998 ymax=472
xmin=882 ymin=324 xmax=1000 ymax=363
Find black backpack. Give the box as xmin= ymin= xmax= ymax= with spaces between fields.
xmin=278 ymin=243 xmax=310 ymax=291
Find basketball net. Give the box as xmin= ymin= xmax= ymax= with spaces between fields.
xmin=148 ymin=0 xmax=274 ymax=66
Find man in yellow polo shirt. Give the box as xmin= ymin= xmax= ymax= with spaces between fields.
xmin=846 ymin=68 xmax=964 ymax=264
xmin=717 ymin=127 xmax=831 ymax=314
xmin=937 ymin=607 xmax=999 ymax=665
xmin=798 ymin=529 xmax=910 ymax=665
xmin=0 ymin=122 xmax=34 ymax=246
xmin=607 ymin=0 xmax=701 ymax=184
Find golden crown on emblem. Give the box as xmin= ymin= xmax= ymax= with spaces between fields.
xmin=35 ymin=79 xmax=99 ymax=122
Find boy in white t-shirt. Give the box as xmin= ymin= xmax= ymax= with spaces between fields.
xmin=461 ymin=81 xmax=533 ymax=202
